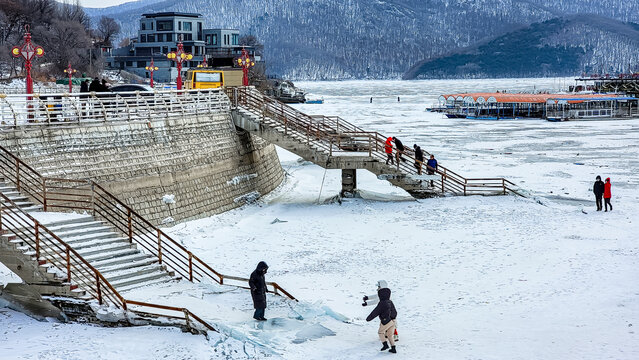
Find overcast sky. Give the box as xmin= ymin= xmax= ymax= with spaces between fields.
xmin=77 ymin=0 xmax=134 ymax=8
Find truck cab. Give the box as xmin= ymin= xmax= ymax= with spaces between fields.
xmin=185 ymin=69 xmax=224 ymax=89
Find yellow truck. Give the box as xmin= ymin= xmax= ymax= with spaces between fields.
xmin=185 ymin=68 xmax=243 ymax=89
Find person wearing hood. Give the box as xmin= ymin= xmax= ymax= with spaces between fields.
xmin=385 ymin=137 xmax=394 ymax=165
xmin=392 ymin=137 xmax=406 ymax=163
xmin=249 ymin=261 xmax=269 ymax=321
xmin=593 ymin=176 xmax=605 ymax=211
xmin=413 ymin=144 xmax=424 ymax=175
xmin=604 ymin=177 xmax=612 ymax=212
xmin=366 ymin=287 xmax=398 ymax=353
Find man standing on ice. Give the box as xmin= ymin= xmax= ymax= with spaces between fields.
xmin=366 ymin=286 xmax=398 ymax=353
xmin=593 ymin=176 xmax=604 ymax=211
xmin=249 ymin=261 xmax=269 ymax=321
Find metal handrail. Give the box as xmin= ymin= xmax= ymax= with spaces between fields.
xmin=227 ymin=87 xmax=522 ymax=196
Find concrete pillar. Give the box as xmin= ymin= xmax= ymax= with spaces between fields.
xmin=341 ymin=169 xmax=357 ymax=197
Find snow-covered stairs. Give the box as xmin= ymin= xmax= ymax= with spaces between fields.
xmin=0 ymin=180 xmax=43 ymax=212
xmin=38 ymin=215 xmax=177 ymax=292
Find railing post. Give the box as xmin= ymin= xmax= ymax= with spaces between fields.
xmin=368 ymin=136 xmax=372 ymax=157
xmin=42 ymin=178 xmax=47 ymax=211
xmin=66 ymin=247 xmax=71 ymax=282
xmin=35 ymin=222 xmax=40 ymax=259
xmin=127 ymin=209 xmax=132 ymax=243
xmin=441 ymin=174 xmax=445 ymax=193
xmin=0 ymin=200 xmax=3 ymax=232
xmin=15 ymin=158 xmax=20 ymax=191
xmin=183 ymin=309 xmax=191 ymax=331
xmin=502 ymin=178 xmax=506 ymax=195
xmin=188 ymin=253 xmax=193 ymax=282
xmin=96 ymin=271 xmax=102 ymax=305
xmin=157 ymin=229 xmax=162 ymax=264
xmin=464 ymin=179 xmax=467 ymax=196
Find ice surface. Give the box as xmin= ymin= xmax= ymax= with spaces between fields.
xmin=1 ymin=78 xmax=638 ymax=359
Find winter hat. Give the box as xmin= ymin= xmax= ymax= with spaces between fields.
xmin=606 ymin=177 xmax=610 ymax=182
xmin=376 ymin=280 xmax=388 ymax=289
xmin=596 ymin=175 xmax=601 ymax=180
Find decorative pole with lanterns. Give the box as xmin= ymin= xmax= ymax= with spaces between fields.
xmin=11 ymin=25 xmax=44 ymax=94
xmin=237 ymin=48 xmax=255 ymax=86
xmin=145 ymin=58 xmax=159 ymax=88
xmin=166 ymin=38 xmax=192 ymax=90
xmin=63 ymin=62 xmax=77 ymax=93
xmin=197 ymin=55 xmax=208 ymax=68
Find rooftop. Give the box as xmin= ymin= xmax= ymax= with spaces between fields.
xmin=142 ymin=12 xmax=202 ymax=18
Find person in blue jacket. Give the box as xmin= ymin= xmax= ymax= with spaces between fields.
xmin=426 ymin=154 xmax=438 ymax=187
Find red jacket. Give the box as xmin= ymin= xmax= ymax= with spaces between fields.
xmin=384 ymin=137 xmax=393 ymax=154
xmin=604 ymin=179 xmax=612 ymax=198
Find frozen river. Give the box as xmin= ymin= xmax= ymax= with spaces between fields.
xmin=1 ymin=79 xmax=638 ymax=360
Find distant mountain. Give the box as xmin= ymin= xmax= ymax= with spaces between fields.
xmin=85 ymin=0 xmax=639 ymax=80
xmin=404 ymin=15 xmax=639 ymax=79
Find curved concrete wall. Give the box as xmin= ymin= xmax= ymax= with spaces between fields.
xmin=0 ymin=99 xmax=284 ymax=225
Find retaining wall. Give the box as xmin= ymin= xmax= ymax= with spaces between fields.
xmin=0 ymin=100 xmax=284 ymax=225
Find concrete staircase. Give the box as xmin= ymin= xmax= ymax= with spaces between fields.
xmin=0 ymin=179 xmax=176 ymax=297
xmin=39 ymin=216 xmax=176 ymax=292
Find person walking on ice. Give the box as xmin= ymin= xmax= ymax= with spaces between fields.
xmin=427 ymin=154 xmax=438 ymax=187
xmin=604 ymin=177 xmax=613 ymax=212
xmin=593 ymin=176 xmax=604 ymax=211
xmin=385 ymin=137 xmax=394 ymax=165
xmin=249 ymin=261 xmax=269 ymax=321
xmin=366 ymin=285 xmax=398 ymax=353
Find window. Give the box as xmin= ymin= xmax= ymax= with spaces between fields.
xmin=232 ymin=34 xmax=239 ymax=45
xmin=166 ymin=33 xmax=173 ymax=42
xmin=178 ymin=21 xmax=181 ymax=31
xmin=195 ymin=72 xmax=221 ymax=83
xmin=183 ymin=33 xmax=192 ymax=41
xmin=183 ymin=22 xmax=192 ymax=31
xmin=137 ymin=61 xmax=146 ymax=68
xmin=140 ymin=34 xmax=147 ymax=43
xmin=206 ymin=35 xmax=211 ymax=45
xmin=212 ymin=34 xmax=218 ymax=45
xmin=147 ymin=35 xmax=155 ymax=42
xmin=126 ymin=61 xmax=133 ymax=66
xmin=593 ymin=110 xmax=599 ymax=115
xmin=157 ymin=20 xmax=173 ymax=31
xmin=141 ymin=22 xmax=146 ymax=30
xmin=156 ymin=34 xmax=163 ymax=42
xmin=198 ymin=23 xmax=202 ymax=41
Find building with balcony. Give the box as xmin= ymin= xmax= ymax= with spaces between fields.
xmin=106 ymin=12 xmax=258 ymax=84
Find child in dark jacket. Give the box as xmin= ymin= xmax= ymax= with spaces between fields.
xmin=366 ymin=287 xmax=398 ymax=353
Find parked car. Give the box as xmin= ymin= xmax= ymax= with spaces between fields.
xmin=109 ymin=84 xmax=154 ymax=94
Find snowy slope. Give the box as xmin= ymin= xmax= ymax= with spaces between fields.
xmin=1 ymin=78 xmax=638 ymax=359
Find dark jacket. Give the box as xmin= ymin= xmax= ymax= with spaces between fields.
xmin=593 ymin=180 xmax=604 ymax=197
xmin=249 ymin=261 xmax=268 ymax=309
xmin=80 ymin=81 xmax=89 ymax=93
xmin=366 ymin=288 xmax=397 ymax=325
xmin=427 ymin=158 xmax=438 ymax=170
xmin=414 ymin=147 xmax=424 ymax=162
xmin=88 ymin=79 xmax=100 ymax=92
xmin=394 ymin=138 xmax=405 ymax=151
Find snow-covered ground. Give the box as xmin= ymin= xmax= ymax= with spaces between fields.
xmin=1 ymin=79 xmax=638 ymax=359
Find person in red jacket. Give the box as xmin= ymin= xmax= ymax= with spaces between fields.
xmin=385 ymin=137 xmax=394 ymax=165
xmin=604 ymin=177 xmax=613 ymax=212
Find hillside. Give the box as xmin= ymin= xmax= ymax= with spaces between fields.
xmin=85 ymin=0 xmax=639 ymax=80
xmin=404 ymin=15 xmax=639 ymax=79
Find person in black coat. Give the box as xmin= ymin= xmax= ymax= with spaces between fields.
xmin=366 ymin=287 xmax=398 ymax=353
xmin=413 ymin=144 xmax=424 ymax=175
xmin=593 ymin=175 xmax=604 ymax=211
xmin=88 ymin=78 xmax=100 ymax=92
xmin=392 ymin=137 xmax=406 ymax=163
xmin=249 ymin=261 xmax=269 ymax=321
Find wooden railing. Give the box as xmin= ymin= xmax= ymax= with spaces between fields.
xmin=226 ymin=87 xmax=523 ymax=197
xmin=0 ymin=144 xmax=297 ymax=335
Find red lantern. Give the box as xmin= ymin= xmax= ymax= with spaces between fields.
xmin=11 ymin=25 xmax=45 ymax=94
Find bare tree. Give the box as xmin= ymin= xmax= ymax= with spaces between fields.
xmin=96 ymin=16 xmax=120 ymax=47
xmin=240 ymin=34 xmax=264 ymax=56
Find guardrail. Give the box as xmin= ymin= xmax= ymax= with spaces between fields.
xmin=227 ymin=87 xmax=523 ymax=197
xmin=0 ymin=144 xmax=298 ymax=335
xmin=0 ymin=88 xmax=229 ymax=127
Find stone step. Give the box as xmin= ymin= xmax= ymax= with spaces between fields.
xmin=116 ymin=274 xmax=175 ymax=293
xmin=41 ymin=215 xmax=95 ymax=228
xmin=98 ymin=256 xmax=158 ymax=274
xmin=75 ymin=241 xmax=134 ymax=257
xmin=83 ymin=247 xmax=140 ymax=263
xmin=45 ymin=220 xmax=107 ymax=234
xmin=70 ymin=237 xmax=131 ymax=253
xmin=59 ymin=231 xmax=122 ymax=244
xmin=111 ymin=271 xmax=173 ymax=291
xmin=91 ymin=252 xmax=153 ymax=269
xmin=104 ymin=264 xmax=165 ymax=283
xmin=54 ymin=225 xmax=115 ymax=239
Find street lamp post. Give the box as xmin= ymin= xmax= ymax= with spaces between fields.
xmin=237 ymin=48 xmax=255 ymax=86
xmin=197 ymin=55 xmax=208 ymax=68
xmin=11 ymin=25 xmax=44 ymax=94
xmin=145 ymin=59 xmax=159 ymax=88
xmin=166 ymin=39 xmax=192 ymax=90
xmin=63 ymin=62 xmax=77 ymax=93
